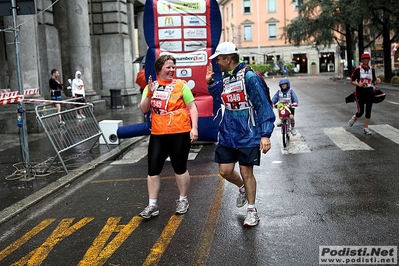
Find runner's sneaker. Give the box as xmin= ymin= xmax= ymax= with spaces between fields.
xmin=139 ymin=205 xmax=159 ymax=219
xmin=59 ymin=121 xmax=65 ymax=127
xmin=364 ymin=128 xmax=372 ymax=135
xmin=236 ymin=191 xmax=247 ymax=208
xmin=243 ymin=208 xmax=260 ymax=227
xmin=175 ymin=200 xmax=189 ymax=214
xmin=81 ymin=114 xmax=86 ymax=119
xmin=76 ymin=114 xmax=82 ymax=119
xmin=348 ymin=116 xmax=357 ymax=127
xmin=291 ymin=128 xmax=297 ymax=135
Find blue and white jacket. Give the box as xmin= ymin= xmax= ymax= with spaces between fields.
xmin=208 ymin=62 xmax=275 ymax=149
xmin=271 ymin=78 xmax=299 ymax=105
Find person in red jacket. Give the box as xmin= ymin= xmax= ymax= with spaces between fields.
xmin=135 ymin=65 xmax=146 ymax=94
xmin=348 ymin=53 xmax=381 ymax=135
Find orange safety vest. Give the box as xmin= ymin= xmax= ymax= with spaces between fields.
xmin=150 ymin=79 xmax=192 ymax=135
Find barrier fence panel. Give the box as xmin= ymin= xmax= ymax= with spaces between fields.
xmin=35 ymin=98 xmax=109 ymax=174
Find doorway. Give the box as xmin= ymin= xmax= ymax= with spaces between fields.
xmin=292 ymin=53 xmax=308 ymax=73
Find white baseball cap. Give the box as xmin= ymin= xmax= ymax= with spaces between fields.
xmin=209 ymin=42 xmax=240 ymax=59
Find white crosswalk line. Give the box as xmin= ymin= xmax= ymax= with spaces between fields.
xmin=323 ymin=127 xmax=373 ymax=151
xmin=273 ymin=129 xmax=311 ymax=154
xmin=369 ymin=124 xmax=399 ymax=144
xmin=282 ymin=133 xmax=311 ymax=154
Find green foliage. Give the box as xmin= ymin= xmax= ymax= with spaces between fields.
xmin=284 ymin=62 xmax=295 ymax=70
xmin=311 ymin=62 xmax=316 ymax=65
xmin=284 ymin=0 xmax=399 ymax=83
xmin=248 ymin=64 xmax=273 ymax=74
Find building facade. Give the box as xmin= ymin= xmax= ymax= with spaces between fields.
xmin=218 ymin=0 xmax=340 ymax=76
xmin=0 ymin=0 xmax=147 ymax=133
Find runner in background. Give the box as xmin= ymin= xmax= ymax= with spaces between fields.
xmin=49 ymin=69 xmax=65 ymax=126
xmin=348 ymin=53 xmax=381 ymax=135
xmin=71 ymin=70 xmax=86 ymax=119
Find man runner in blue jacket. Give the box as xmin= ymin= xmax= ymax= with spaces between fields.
xmin=206 ymin=42 xmax=275 ymax=226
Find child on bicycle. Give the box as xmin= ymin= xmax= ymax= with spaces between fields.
xmin=271 ymin=78 xmax=299 ymax=135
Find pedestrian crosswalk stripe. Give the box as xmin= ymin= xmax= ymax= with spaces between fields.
xmin=369 ymin=124 xmax=399 ymax=145
xmin=276 ymin=132 xmax=311 ymax=154
xmin=323 ymin=127 xmax=374 ymax=151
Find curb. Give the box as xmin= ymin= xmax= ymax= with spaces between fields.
xmin=0 ymin=136 xmax=145 ymax=225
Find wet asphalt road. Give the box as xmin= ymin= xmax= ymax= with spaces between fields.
xmin=0 ymin=76 xmax=398 ymax=265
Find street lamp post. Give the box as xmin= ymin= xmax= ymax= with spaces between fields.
xmin=11 ymin=0 xmax=32 ymax=178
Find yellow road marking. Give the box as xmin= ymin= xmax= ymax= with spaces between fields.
xmin=19 ymin=218 xmax=94 ymax=265
xmin=0 ymin=219 xmax=55 ymax=261
xmin=11 ymin=248 xmax=37 ymax=266
xmin=142 ymin=214 xmax=184 ymax=266
xmin=79 ymin=216 xmax=142 ymax=266
xmin=90 ymin=174 xmax=219 ymax=184
xmin=192 ymin=177 xmax=225 ymax=265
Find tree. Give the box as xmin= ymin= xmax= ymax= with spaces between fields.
xmin=283 ymin=0 xmax=399 ymax=80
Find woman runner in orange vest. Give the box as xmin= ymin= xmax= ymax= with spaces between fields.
xmin=139 ymin=54 xmax=198 ymax=219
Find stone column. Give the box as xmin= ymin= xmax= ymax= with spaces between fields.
xmin=127 ymin=1 xmax=140 ymax=90
xmin=136 ymin=10 xmax=147 ymax=58
xmin=0 ymin=27 xmax=7 ymax=89
xmin=66 ymin=0 xmax=95 ymax=96
xmin=4 ymin=15 xmax=40 ymax=92
xmin=127 ymin=1 xmax=136 ymax=60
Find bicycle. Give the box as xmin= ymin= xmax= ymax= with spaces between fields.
xmin=275 ymin=102 xmax=297 ymax=148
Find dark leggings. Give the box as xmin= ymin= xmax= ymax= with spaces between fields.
xmin=355 ymin=99 xmax=373 ymax=119
xmin=147 ymin=132 xmax=191 ymax=176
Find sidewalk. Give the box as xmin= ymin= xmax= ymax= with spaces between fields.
xmin=0 ymin=104 xmax=146 ymax=224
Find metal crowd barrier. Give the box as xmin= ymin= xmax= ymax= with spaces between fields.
xmin=35 ymin=98 xmax=109 ymax=174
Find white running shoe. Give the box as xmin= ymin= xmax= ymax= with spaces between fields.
xmin=77 ymin=114 xmax=82 ymax=119
xmin=81 ymin=114 xmax=86 ymax=119
xmin=291 ymin=128 xmax=297 ymax=135
xmin=175 ymin=200 xmax=189 ymax=214
xmin=139 ymin=205 xmax=159 ymax=219
xmin=364 ymin=128 xmax=372 ymax=135
xmin=348 ymin=116 xmax=357 ymax=127
xmin=243 ymin=208 xmax=260 ymax=227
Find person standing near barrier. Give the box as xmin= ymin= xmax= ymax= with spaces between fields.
xmin=49 ymin=69 xmax=65 ymax=126
xmin=348 ymin=52 xmax=381 ymax=135
xmin=71 ymin=70 xmax=86 ymax=119
xmin=205 ymin=42 xmax=275 ymax=227
xmin=138 ymin=54 xmax=198 ymax=219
